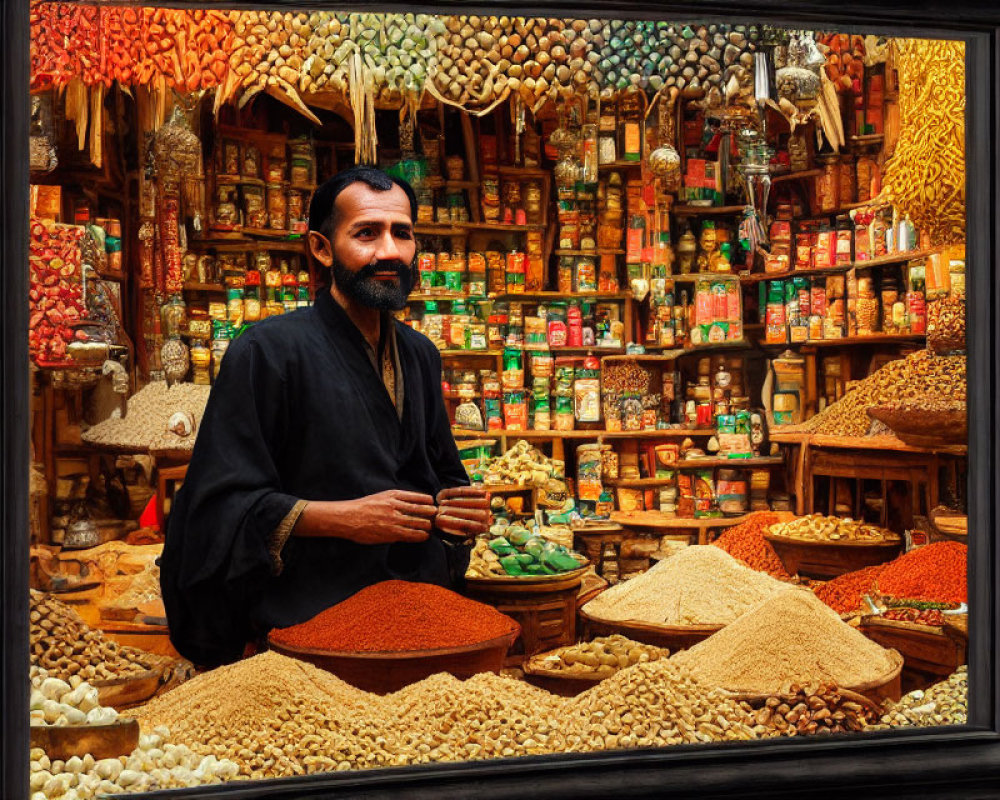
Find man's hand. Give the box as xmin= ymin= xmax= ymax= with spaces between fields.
xmin=349 ymin=490 xmax=437 ymax=544
xmin=434 ymin=487 xmax=491 ymax=540
xmin=294 ymin=490 xmax=437 ymax=544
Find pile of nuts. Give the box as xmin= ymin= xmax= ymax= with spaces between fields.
xmin=476 ymin=438 xmax=563 ymax=487
xmin=602 ymin=359 xmax=652 ymax=394
xmin=871 ymin=666 xmax=967 ymax=729
xmin=130 ymin=651 xmax=765 ymax=779
xmin=30 ymin=590 xmax=157 ymax=682
xmin=768 ymin=514 xmax=900 ymax=543
xmin=430 ymin=16 xmax=521 ymax=109
xmin=738 ymin=682 xmax=880 ymax=736
xmin=30 ymin=667 xmax=118 ymax=727
xmin=355 ymin=14 xmax=445 ymax=103
xmin=531 ymin=635 xmax=668 ymax=679
xmin=801 ymin=349 xmax=966 ymax=437
xmin=29 ymin=726 xmax=240 ymax=799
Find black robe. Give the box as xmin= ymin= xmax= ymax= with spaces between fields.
xmin=159 ymin=290 xmax=471 ymax=667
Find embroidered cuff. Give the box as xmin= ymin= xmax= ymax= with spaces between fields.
xmin=267 ymin=499 xmax=309 ymax=575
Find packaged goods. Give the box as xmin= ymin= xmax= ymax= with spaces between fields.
xmin=466 ymin=528 xmax=586 ymax=579
xmin=270 ymin=581 xmax=519 ymax=652
xmin=582 ymin=546 xmax=786 ymax=626
xmin=672 ymin=587 xmax=900 ymax=694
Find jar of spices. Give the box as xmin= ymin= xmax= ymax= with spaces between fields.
xmin=242 ymin=184 xmax=267 ymax=229
xmin=266 ymin=184 xmax=287 ymax=230
xmin=575 ymin=256 xmax=597 ymax=292
xmin=505 ymin=251 xmax=526 ymax=294
xmin=267 ymin=144 xmax=286 ymax=183
xmin=524 ymin=181 xmax=543 ymax=225
xmin=815 ymin=155 xmax=840 ymax=213
xmin=213 ymin=185 xmax=238 ymax=228
xmin=241 ymin=144 xmax=261 ymax=179
xmin=288 ymin=139 xmax=314 ymax=185
xmin=222 ymin=140 xmax=240 ymax=176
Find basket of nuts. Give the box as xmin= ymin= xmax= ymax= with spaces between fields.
xmin=522 ymin=635 xmax=669 ymax=696
xmin=765 ymin=515 xmax=903 ymax=579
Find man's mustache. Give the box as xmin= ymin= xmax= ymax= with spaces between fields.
xmin=356 ymin=259 xmax=412 ymax=281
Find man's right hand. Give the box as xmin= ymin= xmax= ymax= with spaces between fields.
xmin=293 ymin=490 xmax=437 ymax=544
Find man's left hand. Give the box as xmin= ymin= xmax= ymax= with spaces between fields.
xmin=434 ymin=487 xmax=490 ymax=540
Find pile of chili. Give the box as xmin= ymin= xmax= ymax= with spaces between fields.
xmin=270 ymin=580 xmax=519 ymax=653
xmin=876 ymin=540 xmax=967 ymax=604
xmin=712 ymin=512 xmax=792 ymax=580
xmin=814 ymin=564 xmax=887 ymax=615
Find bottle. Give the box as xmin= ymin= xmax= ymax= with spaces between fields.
xmin=619 ymin=89 xmax=644 ymax=162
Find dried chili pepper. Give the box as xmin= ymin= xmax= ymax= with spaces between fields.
xmin=712 ymin=512 xmax=792 ymax=580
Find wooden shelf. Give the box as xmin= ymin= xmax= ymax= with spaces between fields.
xmin=771 ymin=168 xmax=824 ymax=184
xmin=188 ymin=238 xmax=306 ymax=253
xmin=496 ymin=166 xmax=551 ymax=178
xmin=756 ymin=334 xmax=926 ymax=349
xmin=451 ymin=428 xmax=717 ymax=439
xmin=438 ymin=349 xmax=503 ymax=357
xmin=671 ymin=272 xmax=742 ymax=282
xmin=414 ymin=224 xmax=465 ymax=236
xmin=611 ymin=511 xmax=749 ymax=529
xmin=554 ymin=249 xmax=626 ymax=256
xmin=183 ymin=282 xmax=226 ymax=292
xmin=495 ymin=291 xmax=631 ymax=301
xmin=853 ymin=247 xmax=943 ymax=269
xmin=771 ymin=431 xmax=967 ymax=456
xmin=741 ymin=249 xmax=942 ymax=283
xmin=460 ymin=222 xmax=547 ymax=233
xmin=671 ymin=455 xmax=785 ymax=469
xmin=598 ymin=160 xmax=643 ymax=170
xmin=672 ymin=204 xmax=747 ymax=216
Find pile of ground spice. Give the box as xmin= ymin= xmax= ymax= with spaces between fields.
xmin=269 ymin=580 xmax=519 ymax=652
xmin=582 ymin=545 xmax=786 ymax=626
xmin=672 ymin=587 xmax=899 ymax=693
xmin=814 ymin=564 xmax=888 ymax=615
xmin=712 ymin=512 xmax=792 ymax=580
xmin=876 ymin=540 xmax=967 ymax=604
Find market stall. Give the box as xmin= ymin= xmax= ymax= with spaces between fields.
xmin=26 ymin=6 xmax=968 ymax=796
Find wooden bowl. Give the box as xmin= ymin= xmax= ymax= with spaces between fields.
xmin=464 ymin=565 xmax=590 ymax=588
xmin=578 ymin=609 xmax=722 ymax=652
xmin=867 ymin=403 xmax=967 ymax=448
xmin=522 ymin=647 xmax=670 ymax=697
xmin=860 ymin=617 xmax=967 ymax=679
xmin=93 ymin=669 xmax=162 ymax=710
xmin=719 ymin=648 xmax=904 ymax=705
xmin=30 ymin=718 xmax=139 ymax=761
xmin=764 ymin=532 xmax=902 ymax=579
xmin=267 ymin=629 xmax=520 ymax=695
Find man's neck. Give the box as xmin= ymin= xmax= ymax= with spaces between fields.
xmin=329 ymin=285 xmax=381 ymax=349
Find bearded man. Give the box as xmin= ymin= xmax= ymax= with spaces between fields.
xmin=160 ymin=166 xmax=489 ymax=667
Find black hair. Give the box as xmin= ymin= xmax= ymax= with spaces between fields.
xmin=308 ymin=164 xmax=418 ymax=242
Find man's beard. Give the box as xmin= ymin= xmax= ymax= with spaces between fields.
xmin=331 ymin=255 xmax=414 ymax=311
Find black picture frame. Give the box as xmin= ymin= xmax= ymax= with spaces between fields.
xmin=3 ymin=2 xmax=997 ymax=798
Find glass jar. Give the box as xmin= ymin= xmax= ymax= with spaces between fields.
xmin=242 ymin=184 xmax=267 ymax=229
xmin=816 ymin=155 xmax=840 ymax=213
xmin=213 ymin=185 xmax=239 ymax=228
xmin=160 ymin=293 xmax=188 ymax=340
xmin=266 ymin=184 xmax=287 ymax=230
xmin=524 ymin=181 xmax=543 ymax=225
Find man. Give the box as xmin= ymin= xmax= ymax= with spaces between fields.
xmin=160 ymin=165 xmax=490 ymax=667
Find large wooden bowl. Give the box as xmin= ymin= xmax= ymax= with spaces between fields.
xmin=764 ymin=532 xmax=902 ymax=579
xmin=30 ymin=718 xmax=139 ymax=761
xmin=867 ymin=403 xmax=967 ymax=448
xmin=464 ymin=565 xmax=590 ymax=588
xmin=522 ymin=647 xmax=670 ymax=697
xmin=93 ymin=668 xmax=162 ymax=710
xmin=578 ymin=609 xmax=722 ymax=652
xmin=860 ymin=616 xmax=967 ymax=681
xmin=267 ymin=628 xmax=520 ymax=695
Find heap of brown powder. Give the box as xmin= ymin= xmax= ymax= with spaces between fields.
xmin=671 ymin=587 xmax=899 ymax=693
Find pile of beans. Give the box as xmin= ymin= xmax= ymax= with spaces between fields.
xmin=740 ymin=682 xmax=879 ymax=736
xmin=81 ymin=381 xmax=210 ymax=452
xmin=532 ymin=635 xmax=668 ymax=679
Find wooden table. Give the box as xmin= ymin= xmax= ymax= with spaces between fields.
xmin=772 ymin=432 xmax=967 ymax=527
xmin=610 ymin=511 xmax=748 ymax=545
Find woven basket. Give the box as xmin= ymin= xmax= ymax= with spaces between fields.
xmin=867 ymin=401 xmax=967 ymax=448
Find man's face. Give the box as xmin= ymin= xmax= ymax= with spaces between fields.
xmin=308 ymin=182 xmax=416 ymax=310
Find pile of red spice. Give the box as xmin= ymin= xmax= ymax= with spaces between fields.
xmin=877 ymin=540 xmax=967 ymax=604
xmin=270 ymin=580 xmax=519 ymax=653
xmin=712 ymin=512 xmax=792 ymax=580
xmin=814 ymin=564 xmax=887 ymax=615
